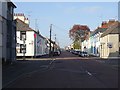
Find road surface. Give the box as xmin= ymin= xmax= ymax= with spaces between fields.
xmin=3 ymin=51 xmax=118 ymax=88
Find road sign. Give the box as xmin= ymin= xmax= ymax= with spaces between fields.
xmin=107 ymin=42 xmax=112 ymax=48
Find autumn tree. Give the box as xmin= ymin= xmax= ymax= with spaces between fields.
xmin=69 ymin=24 xmax=90 ymax=49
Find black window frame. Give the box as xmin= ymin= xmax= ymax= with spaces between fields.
xmin=20 ymin=31 xmax=26 ymax=40
xmin=20 ymin=44 xmax=26 ymax=53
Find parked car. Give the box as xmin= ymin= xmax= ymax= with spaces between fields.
xmin=78 ymin=51 xmax=84 ymax=57
xmin=74 ymin=50 xmax=81 ymax=55
xmin=53 ymin=50 xmax=60 ymax=56
xmin=71 ymin=50 xmax=76 ymax=54
xmin=83 ymin=52 xmax=89 ymax=57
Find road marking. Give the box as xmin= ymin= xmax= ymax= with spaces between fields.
xmin=85 ymin=70 xmax=92 ymax=76
xmin=49 ymin=58 xmax=56 ymax=65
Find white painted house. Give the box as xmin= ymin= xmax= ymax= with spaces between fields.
xmin=14 ymin=14 xmax=49 ymax=57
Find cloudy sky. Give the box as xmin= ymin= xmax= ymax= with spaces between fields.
xmin=13 ymin=2 xmax=118 ymax=48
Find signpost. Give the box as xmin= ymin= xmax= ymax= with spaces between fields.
xmin=107 ymin=42 xmax=112 ymax=48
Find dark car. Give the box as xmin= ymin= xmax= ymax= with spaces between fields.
xmin=53 ymin=50 xmax=60 ymax=56
xmin=83 ymin=51 xmax=89 ymax=57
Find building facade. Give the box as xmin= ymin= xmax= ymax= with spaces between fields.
xmin=83 ymin=20 xmax=116 ymax=57
xmin=15 ymin=14 xmax=49 ymax=57
xmin=0 ymin=1 xmax=16 ymax=64
xmin=90 ymin=28 xmax=107 ymax=56
xmin=100 ymin=21 xmax=120 ymax=58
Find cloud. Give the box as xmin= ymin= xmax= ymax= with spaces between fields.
xmin=62 ymin=6 xmax=102 ymax=15
xmin=81 ymin=6 xmax=102 ymax=13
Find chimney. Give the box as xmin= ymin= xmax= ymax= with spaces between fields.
xmin=101 ymin=21 xmax=107 ymax=28
xmin=108 ymin=19 xmax=115 ymax=25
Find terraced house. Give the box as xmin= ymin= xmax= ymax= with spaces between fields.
xmin=14 ymin=13 xmax=49 ymax=57
xmin=100 ymin=21 xmax=120 ymax=58
xmin=82 ymin=20 xmax=116 ymax=56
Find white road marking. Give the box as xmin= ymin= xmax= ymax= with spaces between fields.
xmin=85 ymin=70 xmax=92 ymax=76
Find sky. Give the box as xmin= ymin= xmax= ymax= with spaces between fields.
xmin=13 ymin=2 xmax=118 ymax=48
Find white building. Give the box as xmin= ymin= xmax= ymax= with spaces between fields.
xmin=14 ymin=13 xmax=29 ymax=25
xmin=15 ymin=14 xmax=49 ymax=57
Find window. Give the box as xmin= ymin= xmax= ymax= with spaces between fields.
xmin=16 ymin=43 xmax=19 ymax=47
xmin=119 ymin=47 xmax=120 ymax=55
xmin=20 ymin=44 xmax=26 ymax=53
xmin=119 ymin=34 xmax=120 ymax=42
xmin=20 ymin=31 xmax=26 ymax=40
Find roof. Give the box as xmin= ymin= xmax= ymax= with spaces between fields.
xmin=16 ymin=18 xmax=47 ymax=39
xmin=101 ymin=19 xmax=116 ymax=28
xmin=101 ymin=21 xmax=120 ymax=37
xmin=91 ymin=28 xmax=107 ymax=36
xmin=8 ymin=2 xmax=16 ymax=8
xmin=16 ymin=18 xmax=34 ymax=31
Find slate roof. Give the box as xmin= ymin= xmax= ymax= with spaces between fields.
xmin=101 ymin=21 xmax=120 ymax=37
xmin=93 ymin=28 xmax=107 ymax=36
xmin=90 ymin=28 xmax=107 ymax=37
xmin=16 ymin=18 xmax=34 ymax=31
xmin=16 ymin=18 xmax=46 ymax=39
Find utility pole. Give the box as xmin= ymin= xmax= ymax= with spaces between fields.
xmin=49 ymin=24 xmax=52 ymax=57
xmin=54 ymin=34 xmax=56 ymax=44
xmin=54 ymin=34 xmax=56 ymax=52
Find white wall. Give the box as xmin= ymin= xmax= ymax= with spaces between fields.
xmin=16 ymin=31 xmax=35 ymax=56
xmin=14 ymin=15 xmax=25 ymax=22
xmin=14 ymin=15 xmax=29 ymax=25
xmin=16 ymin=30 xmax=48 ymax=57
xmin=108 ymin=34 xmax=119 ymax=54
xmin=26 ymin=31 xmax=34 ymax=56
xmin=100 ymin=34 xmax=119 ymax=58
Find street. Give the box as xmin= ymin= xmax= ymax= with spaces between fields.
xmin=3 ymin=51 xmax=118 ymax=88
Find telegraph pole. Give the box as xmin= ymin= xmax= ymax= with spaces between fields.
xmin=49 ymin=24 xmax=52 ymax=57
xmin=54 ymin=34 xmax=56 ymax=44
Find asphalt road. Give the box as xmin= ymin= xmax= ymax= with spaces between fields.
xmin=2 ymin=51 xmax=118 ymax=88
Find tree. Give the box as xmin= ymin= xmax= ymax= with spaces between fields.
xmin=69 ymin=24 xmax=90 ymax=49
xmin=69 ymin=24 xmax=90 ymax=41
